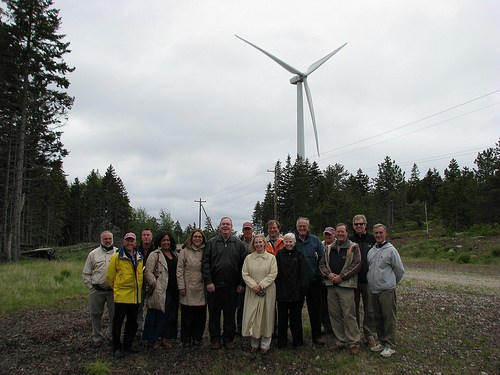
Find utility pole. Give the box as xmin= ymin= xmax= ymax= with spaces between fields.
xmin=267 ymin=169 xmax=277 ymax=220
xmin=194 ymin=198 xmax=206 ymax=229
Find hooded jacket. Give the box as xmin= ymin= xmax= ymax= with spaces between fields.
xmin=367 ymin=241 xmax=405 ymax=293
xmin=106 ymin=247 xmax=144 ymax=304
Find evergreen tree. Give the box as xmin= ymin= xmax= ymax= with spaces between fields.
xmin=474 ymin=141 xmax=500 ymax=224
xmin=101 ymin=164 xmax=131 ymax=234
xmin=1 ymin=0 xmax=74 ymax=261
xmin=373 ymin=156 xmax=406 ymax=234
xmin=438 ymin=159 xmax=476 ymax=231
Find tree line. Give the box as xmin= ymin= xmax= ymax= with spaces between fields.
xmin=252 ymin=141 xmax=500 ymax=236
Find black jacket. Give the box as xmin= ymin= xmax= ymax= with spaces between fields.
xmin=275 ymin=246 xmax=309 ymax=302
xmin=202 ymin=234 xmax=247 ymax=288
xmin=348 ymin=232 xmax=376 ymax=283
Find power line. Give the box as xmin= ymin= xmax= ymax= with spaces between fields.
xmin=318 ymin=102 xmax=500 ymax=164
xmin=312 ymin=89 xmax=500 ymax=160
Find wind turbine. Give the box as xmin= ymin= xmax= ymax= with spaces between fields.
xmin=235 ymin=35 xmax=346 ymax=158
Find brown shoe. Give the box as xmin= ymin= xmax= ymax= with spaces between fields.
xmin=260 ymin=348 xmax=269 ymax=355
xmin=212 ymin=342 xmax=221 ymax=350
xmin=250 ymin=347 xmax=258 ymax=353
xmin=224 ymin=342 xmax=235 ymax=349
xmin=350 ymin=346 xmax=359 ymax=355
xmin=368 ymin=339 xmax=377 ymax=347
xmin=329 ymin=344 xmax=345 ymax=351
xmin=313 ymin=338 xmax=326 ymax=345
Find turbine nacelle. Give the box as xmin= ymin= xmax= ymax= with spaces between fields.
xmin=290 ymin=75 xmax=304 ymax=84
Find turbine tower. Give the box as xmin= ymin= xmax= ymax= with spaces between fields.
xmin=235 ymin=35 xmax=346 ymax=158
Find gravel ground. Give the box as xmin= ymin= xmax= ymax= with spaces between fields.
xmin=0 ymin=262 xmax=498 ymax=375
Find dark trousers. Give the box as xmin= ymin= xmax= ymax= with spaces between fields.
xmin=320 ymin=282 xmax=333 ymax=333
xmin=306 ymin=278 xmax=323 ymax=341
xmin=180 ymin=304 xmax=207 ymax=344
xmin=112 ymin=303 xmax=139 ymax=351
xmin=277 ymin=300 xmax=304 ymax=348
xmin=236 ymin=288 xmax=245 ymax=332
xmin=207 ymin=285 xmax=238 ymax=344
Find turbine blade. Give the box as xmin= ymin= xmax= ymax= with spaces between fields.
xmin=303 ymin=77 xmax=320 ymax=156
xmin=306 ymin=43 xmax=347 ymax=76
xmin=235 ymin=34 xmax=303 ymax=75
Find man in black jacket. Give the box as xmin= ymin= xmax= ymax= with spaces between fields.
xmin=348 ymin=214 xmax=377 ymax=347
xmin=202 ymin=217 xmax=247 ymax=349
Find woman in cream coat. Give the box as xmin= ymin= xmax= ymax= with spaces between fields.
xmin=176 ymin=229 xmax=207 ymax=347
xmin=143 ymin=231 xmax=178 ymax=349
xmin=241 ymin=234 xmax=277 ymax=354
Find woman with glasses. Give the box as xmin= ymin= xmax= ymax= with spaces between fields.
xmin=176 ymin=229 xmax=208 ymax=347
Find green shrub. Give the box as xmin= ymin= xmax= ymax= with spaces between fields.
xmin=491 ymin=248 xmax=500 ymax=257
xmin=457 ymin=254 xmax=471 ymax=264
xmin=85 ymin=360 xmax=112 ymax=375
xmin=54 ymin=275 xmax=65 ymax=283
xmin=60 ymin=269 xmax=72 ymax=278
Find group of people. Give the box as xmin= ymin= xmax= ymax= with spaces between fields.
xmin=82 ymin=214 xmax=404 ymax=359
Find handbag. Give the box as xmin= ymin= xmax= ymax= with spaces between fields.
xmin=144 ymin=253 xmax=160 ymax=296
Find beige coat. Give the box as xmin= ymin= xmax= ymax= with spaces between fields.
xmin=242 ymin=251 xmax=277 ymax=339
xmin=144 ymin=249 xmax=176 ymax=313
xmin=176 ymin=243 xmax=206 ymax=306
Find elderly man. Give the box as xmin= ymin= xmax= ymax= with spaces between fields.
xmin=368 ymin=224 xmax=405 ymax=358
xmin=107 ymin=232 xmax=144 ymax=358
xmin=240 ymin=221 xmax=254 ymax=250
xmin=202 ymin=217 xmax=248 ymax=349
xmin=236 ymin=221 xmax=253 ymax=335
xmin=294 ymin=217 xmax=326 ymax=345
xmin=265 ymin=220 xmax=285 ymax=256
xmin=320 ymin=223 xmax=361 ymax=354
xmin=348 ymin=214 xmax=377 ymax=347
xmin=82 ymin=231 xmax=117 ymax=347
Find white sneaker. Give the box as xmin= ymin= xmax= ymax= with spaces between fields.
xmin=381 ymin=347 xmax=396 ymax=357
xmin=370 ymin=343 xmax=384 ymax=352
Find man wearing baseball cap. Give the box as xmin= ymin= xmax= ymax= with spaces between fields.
xmin=236 ymin=222 xmax=254 ymax=335
xmin=106 ymin=232 xmax=144 ymax=358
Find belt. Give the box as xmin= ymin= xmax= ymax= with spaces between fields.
xmin=92 ymin=284 xmax=112 ymax=291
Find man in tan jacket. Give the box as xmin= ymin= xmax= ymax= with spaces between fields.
xmin=319 ymin=223 xmax=361 ymax=354
xmin=82 ymin=231 xmax=117 ymax=347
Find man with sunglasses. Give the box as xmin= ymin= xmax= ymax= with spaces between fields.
xmin=349 ymin=214 xmax=377 ymax=347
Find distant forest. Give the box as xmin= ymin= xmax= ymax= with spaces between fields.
xmin=1 ymin=0 xmax=498 ymax=262
xmin=251 ymin=142 xmax=500 ymax=235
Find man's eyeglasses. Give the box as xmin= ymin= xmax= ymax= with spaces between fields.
xmin=353 ymin=223 xmax=366 ymax=226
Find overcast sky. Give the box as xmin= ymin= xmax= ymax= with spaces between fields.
xmin=56 ymin=0 xmax=499 ymax=233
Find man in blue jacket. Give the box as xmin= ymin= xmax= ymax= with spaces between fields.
xmin=294 ymin=217 xmax=326 ymax=345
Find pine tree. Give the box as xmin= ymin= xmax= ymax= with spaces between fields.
xmin=373 ymin=156 xmax=406 ymax=234
xmin=1 ymin=0 xmax=74 ymax=261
